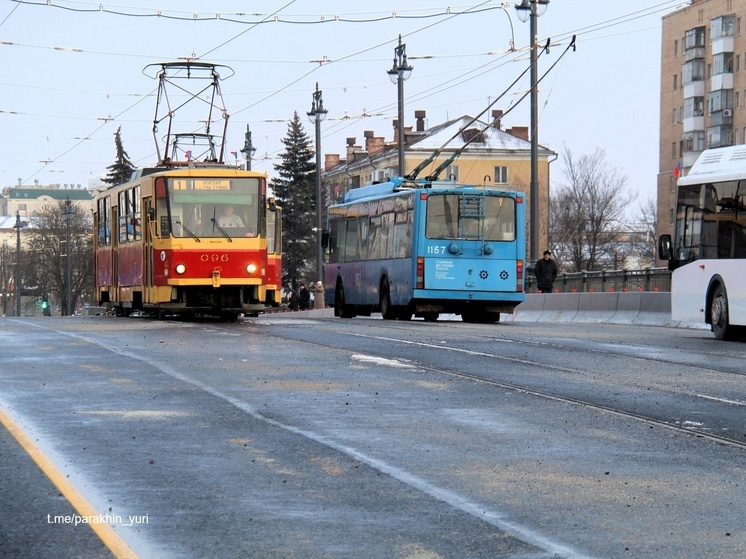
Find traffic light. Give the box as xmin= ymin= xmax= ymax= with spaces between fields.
xmin=41 ymin=297 xmax=50 ymax=316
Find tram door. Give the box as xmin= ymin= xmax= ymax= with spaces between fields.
xmin=143 ymin=197 xmax=154 ymax=303
xmin=111 ymin=205 xmax=120 ymax=304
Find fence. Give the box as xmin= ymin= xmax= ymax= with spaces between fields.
xmin=525 ymin=268 xmax=671 ymax=294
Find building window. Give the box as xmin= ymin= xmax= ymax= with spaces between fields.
xmin=709 ymin=89 xmax=733 ymax=113
xmin=712 ymin=52 xmax=734 ymax=75
xmin=673 ymin=74 xmax=678 ymax=90
xmin=684 ymin=96 xmax=704 ymax=118
xmin=494 ymin=166 xmax=508 ymax=184
xmin=711 ymin=14 xmax=735 ymax=39
xmin=674 ymin=39 xmax=679 ymax=57
xmin=672 ymin=142 xmax=677 ymax=158
xmin=682 ymin=59 xmax=705 ymax=84
xmin=445 ymin=165 xmax=459 ymax=181
xmin=683 ymin=131 xmax=705 ymax=152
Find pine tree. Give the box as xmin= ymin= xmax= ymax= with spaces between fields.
xmin=270 ymin=112 xmax=317 ymax=289
xmin=102 ymin=126 xmax=137 ymax=185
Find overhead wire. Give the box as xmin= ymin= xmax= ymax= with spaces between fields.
xmin=5 ymin=0 xmax=680 ymax=181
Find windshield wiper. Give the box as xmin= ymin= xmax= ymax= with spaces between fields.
xmin=210 ymin=218 xmax=233 ymax=242
xmin=175 ymin=219 xmax=201 ymax=242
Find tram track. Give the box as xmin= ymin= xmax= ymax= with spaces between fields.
xmin=259 ymin=319 xmax=746 ymax=451
xmin=354 ymin=318 xmax=746 ymax=378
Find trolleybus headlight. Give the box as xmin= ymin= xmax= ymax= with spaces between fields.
xmin=175 ymin=263 xmax=186 ymax=275
xmin=448 ymin=243 xmax=460 ymax=255
xmin=246 ymin=263 xmax=257 ymax=274
xmin=483 ymin=243 xmax=493 ymax=255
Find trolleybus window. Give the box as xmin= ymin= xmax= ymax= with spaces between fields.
xmin=425 ymin=194 xmax=516 ymax=241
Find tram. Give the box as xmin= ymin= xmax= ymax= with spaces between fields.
xmin=93 ymin=61 xmax=282 ymax=320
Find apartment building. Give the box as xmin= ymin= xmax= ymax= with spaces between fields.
xmin=658 ymin=0 xmax=745 ymax=253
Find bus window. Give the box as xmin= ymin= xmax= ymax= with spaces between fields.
xmin=426 ymin=195 xmax=458 ymax=239
xmin=344 ymin=219 xmax=358 ymax=261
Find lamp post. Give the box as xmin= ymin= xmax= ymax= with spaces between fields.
xmin=307 ymin=82 xmax=328 ymax=283
xmin=63 ymin=199 xmax=74 ymax=316
xmin=240 ymin=124 xmax=256 ymax=171
xmin=387 ymin=35 xmax=413 ymax=177
xmin=13 ymin=210 xmax=27 ymax=317
xmin=515 ymin=0 xmax=549 ymax=265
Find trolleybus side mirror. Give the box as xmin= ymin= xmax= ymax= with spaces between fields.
xmin=658 ymin=234 xmax=672 ymax=261
xmin=147 ymin=208 xmax=155 ymax=221
xmin=268 ymin=198 xmax=277 ymax=212
xmin=321 ymin=230 xmax=329 ymax=248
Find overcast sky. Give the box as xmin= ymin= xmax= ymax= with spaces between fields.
xmin=0 ymin=0 xmax=683 ymax=214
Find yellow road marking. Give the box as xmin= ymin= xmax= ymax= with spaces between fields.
xmin=0 ymin=407 xmax=139 ymax=559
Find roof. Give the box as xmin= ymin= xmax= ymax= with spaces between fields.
xmin=679 ymin=145 xmax=746 ymax=185
xmin=408 ymin=115 xmax=540 ymax=152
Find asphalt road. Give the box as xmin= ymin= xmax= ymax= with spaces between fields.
xmin=0 ymin=315 xmax=744 ymax=559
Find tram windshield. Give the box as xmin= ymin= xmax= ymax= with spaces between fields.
xmin=160 ymin=177 xmax=262 ymax=239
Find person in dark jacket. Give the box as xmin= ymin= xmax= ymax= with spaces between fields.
xmin=534 ymin=250 xmax=558 ymax=293
xmin=298 ymin=283 xmax=311 ymax=310
xmin=287 ymin=290 xmax=300 ymax=311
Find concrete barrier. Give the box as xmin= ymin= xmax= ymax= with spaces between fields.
xmin=259 ymin=292 xmax=705 ymax=329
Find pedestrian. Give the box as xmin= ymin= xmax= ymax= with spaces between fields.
xmin=287 ymin=289 xmax=299 ymax=311
xmin=534 ymin=250 xmax=558 ymax=294
xmin=313 ymin=281 xmax=325 ymax=309
xmin=299 ymin=282 xmax=311 ymax=310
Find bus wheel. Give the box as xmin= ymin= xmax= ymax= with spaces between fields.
xmin=711 ymin=284 xmax=733 ymax=340
xmin=380 ymin=279 xmax=395 ymax=320
xmin=335 ymin=284 xmax=355 ymax=319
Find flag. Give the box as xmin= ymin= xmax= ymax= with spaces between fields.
xmin=185 ymin=150 xmax=192 ymax=160
xmin=231 ymin=151 xmax=238 ymax=158
xmin=673 ymin=161 xmax=682 ymax=179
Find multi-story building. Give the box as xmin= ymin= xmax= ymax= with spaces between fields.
xmin=658 ymin=0 xmax=743 ymax=256
xmin=321 ymin=109 xmax=555 ymax=257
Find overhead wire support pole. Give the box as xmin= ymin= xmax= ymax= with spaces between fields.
xmin=307 ymin=83 xmax=328 ymax=283
xmin=388 ymin=35 xmax=413 ymax=177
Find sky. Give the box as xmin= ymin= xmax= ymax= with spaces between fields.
xmin=0 ymin=0 xmax=685 ymax=215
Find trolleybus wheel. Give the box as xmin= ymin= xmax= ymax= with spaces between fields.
xmin=711 ymin=284 xmax=734 ymax=340
xmin=380 ymin=279 xmax=395 ymax=320
xmin=335 ymin=283 xmax=355 ymax=318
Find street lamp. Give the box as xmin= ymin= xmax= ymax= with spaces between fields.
xmin=13 ymin=210 xmax=27 ymax=317
xmin=515 ymin=0 xmax=549 ymax=265
xmin=63 ymin=199 xmax=74 ymax=316
xmin=387 ymin=35 xmax=413 ymax=177
xmin=307 ymin=82 xmax=328 ymax=283
xmin=240 ymin=124 xmax=256 ymax=171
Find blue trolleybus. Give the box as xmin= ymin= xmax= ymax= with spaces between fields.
xmin=324 ymin=177 xmax=526 ymax=322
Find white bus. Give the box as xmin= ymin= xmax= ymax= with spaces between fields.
xmin=659 ymin=146 xmax=746 ymax=340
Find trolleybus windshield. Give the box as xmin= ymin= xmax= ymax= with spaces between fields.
xmin=425 ymin=194 xmax=516 ymax=241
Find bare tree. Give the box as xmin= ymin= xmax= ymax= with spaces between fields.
xmin=631 ymin=195 xmax=658 ymax=268
xmin=0 ymin=243 xmax=14 ymax=316
xmin=550 ymin=147 xmax=632 ymax=272
xmin=25 ymin=201 xmax=94 ymax=315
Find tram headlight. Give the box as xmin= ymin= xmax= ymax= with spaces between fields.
xmin=246 ymin=263 xmax=257 ymax=274
xmin=175 ymin=263 xmax=187 ymax=275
